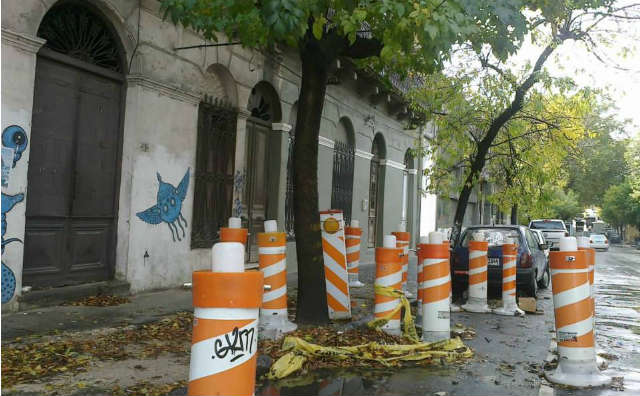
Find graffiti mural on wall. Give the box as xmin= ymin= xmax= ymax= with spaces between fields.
xmin=1 ymin=125 xmax=28 ymax=303
xmin=137 ymin=168 xmax=190 ymax=242
xmin=233 ymin=169 xmax=245 ymax=218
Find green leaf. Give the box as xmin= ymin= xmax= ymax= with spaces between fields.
xmin=312 ymin=16 xmax=326 ymax=40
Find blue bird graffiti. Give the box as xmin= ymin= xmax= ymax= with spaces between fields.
xmin=1 ymin=192 xmax=24 ymax=303
xmin=136 ymin=168 xmax=190 ymax=242
xmin=2 ymin=125 xmax=28 ymax=168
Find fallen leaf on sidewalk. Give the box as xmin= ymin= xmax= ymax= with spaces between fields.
xmin=63 ymin=295 xmax=131 ymax=307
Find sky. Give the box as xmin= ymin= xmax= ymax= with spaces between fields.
xmin=516 ymin=4 xmax=640 ymax=138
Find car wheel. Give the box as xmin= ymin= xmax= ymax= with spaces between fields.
xmin=537 ymin=263 xmax=550 ymax=289
xmin=524 ymin=271 xmax=538 ymax=298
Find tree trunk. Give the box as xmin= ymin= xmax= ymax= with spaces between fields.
xmin=511 ymin=204 xmax=518 ymax=225
xmin=292 ymin=38 xmax=335 ymax=324
xmin=450 ymin=44 xmax=556 ymax=245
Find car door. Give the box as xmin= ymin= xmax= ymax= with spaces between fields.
xmin=525 ymin=230 xmax=545 ymax=279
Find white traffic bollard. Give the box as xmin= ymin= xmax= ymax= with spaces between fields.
xmin=219 ymin=217 xmax=248 ymax=245
xmin=545 ymin=237 xmax=611 ymax=387
xmin=374 ymin=235 xmax=403 ymax=336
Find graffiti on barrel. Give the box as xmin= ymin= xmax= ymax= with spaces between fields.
xmin=137 ymin=168 xmax=190 ymax=242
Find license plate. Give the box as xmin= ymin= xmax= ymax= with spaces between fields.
xmin=488 ymin=258 xmax=500 ymax=266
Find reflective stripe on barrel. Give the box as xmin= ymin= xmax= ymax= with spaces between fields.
xmin=257 ymin=232 xmax=288 ymax=313
xmin=468 ymin=240 xmax=488 ymax=299
xmin=345 ymin=227 xmax=362 ymax=279
xmin=502 ymin=243 xmax=517 ymax=301
xmin=374 ymin=247 xmax=403 ymax=324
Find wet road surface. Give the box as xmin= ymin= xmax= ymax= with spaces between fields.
xmin=551 ymin=246 xmax=640 ymax=396
xmin=257 ymin=252 xmax=556 ymax=396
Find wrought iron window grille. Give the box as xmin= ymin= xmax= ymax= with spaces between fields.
xmin=330 ymin=140 xmax=355 ymax=225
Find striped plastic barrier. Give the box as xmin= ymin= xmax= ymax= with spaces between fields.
xmin=220 ymin=228 xmax=248 ymax=245
xmin=444 ymin=240 xmax=460 ymax=312
xmin=320 ymin=210 xmax=351 ymax=320
xmin=422 ymin=242 xmax=450 ymax=342
xmin=391 ymin=231 xmax=411 ymax=298
xmin=416 ymin=237 xmax=428 ymax=325
xmin=188 ymin=270 xmax=263 ymax=395
xmin=546 ymin=240 xmax=610 ymax=387
xmin=345 ymin=224 xmax=365 ymax=287
xmin=461 ymin=239 xmax=490 ymax=313
xmin=494 ymin=242 xmax=524 ymax=316
xmin=257 ymin=231 xmax=296 ymax=337
xmin=374 ymin=239 xmax=403 ymax=335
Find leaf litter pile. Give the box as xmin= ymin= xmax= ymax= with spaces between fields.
xmin=2 ymin=312 xmax=192 ymax=391
xmin=260 ymin=325 xmax=474 ymax=379
xmin=62 ymin=295 xmax=131 ymax=307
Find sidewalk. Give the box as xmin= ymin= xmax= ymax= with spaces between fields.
xmin=2 ymin=254 xmax=555 ymax=396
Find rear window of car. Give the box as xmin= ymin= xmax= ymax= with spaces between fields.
xmin=460 ymin=229 xmax=521 ymax=247
xmin=591 ymin=234 xmax=606 ymax=241
xmin=530 ymin=221 xmax=566 ymax=230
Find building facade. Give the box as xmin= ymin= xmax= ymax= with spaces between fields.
xmin=1 ymin=0 xmax=431 ymax=309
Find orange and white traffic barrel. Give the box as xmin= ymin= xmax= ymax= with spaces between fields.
xmin=577 ymin=237 xmax=596 ymax=328
xmin=257 ymin=220 xmax=296 ymax=339
xmin=345 ymin=220 xmax=365 ymax=288
xmin=220 ymin=217 xmax=248 ymax=245
xmin=320 ymin=210 xmax=351 ymax=320
xmin=422 ymin=231 xmax=451 ymax=342
xmin=444 ymin=240 xmax=461 ymax=312
xmin=462 ymin=233 xmax=490 ymax=313
xmin=392 ymin=228 xmax=412 ymax=299
xmin=189 ymin=242 xmax=263 ymax=396
xmin=546 ymin=237 xmax=610 ymax=387
xmin=415 ymin=236 xmax=429 ymax=326
xmin=375 ymin=235 xmax=403 ymax=335
xmin=494 ymin=238 xmax=524 ymax=316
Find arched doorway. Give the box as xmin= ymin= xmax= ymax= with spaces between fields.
xmin=23 ymin=2 xmax=125 ymax=288
xmin=245 ymin=82 xmax=282 ymax=261
xmin=368 ymin=134 xmax=386 ymax=247
xmin=330 ymin=118 xmax=355 ymax=224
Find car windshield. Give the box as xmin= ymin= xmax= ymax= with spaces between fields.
xmin=460 ymin=228 xmax=521 ymax=247
xmin=530 ymin=221 xmax=565 ymax=230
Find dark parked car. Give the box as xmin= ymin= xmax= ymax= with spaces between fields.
xmin=451 ymin=225 xmax=550 ymax=298
xmin=606 ymin=230 xmax=621 ymax=244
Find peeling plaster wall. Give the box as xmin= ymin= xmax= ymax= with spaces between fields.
xmin=3 ymin=0 xmax=425 ymax=307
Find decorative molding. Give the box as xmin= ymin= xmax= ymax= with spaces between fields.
xmin=407 ymin=169 xmax=418 ymax=175
xmin=126 ymin=74 xmax=200 ymax=105
xmin=272 ymin=123 xmax=292 ymax=133
xmin=1 ymin=29 xmax=46 ymax=54
xmin=237 ymin=108 xmax=252 ymax=119
xmin=355 ymin=149 xmax=374 ymax=160
xmin=380 ymin=159 xmax=406 ymax=171
xmin=318 ymin=135 xmax=335 ymax=149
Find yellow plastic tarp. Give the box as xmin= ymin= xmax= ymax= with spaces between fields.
xmin=367 ymin=284 xmax=419 ymax=343
xmin=267 ymin=336 xmax=473 ymax=380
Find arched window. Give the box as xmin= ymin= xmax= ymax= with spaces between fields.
xmin=37 ymin=3 xmax=123 ymax=72
xmin=245 ymin=82 xmax=281 ymax=261
xmin=330 ymin=118 xmax=355 ymax=223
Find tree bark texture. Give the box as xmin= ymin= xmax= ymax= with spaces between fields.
xmin=450 ymin=44 xmax=556 ymax=245
xmin=292 ymin=36 xmax=335 ymax=324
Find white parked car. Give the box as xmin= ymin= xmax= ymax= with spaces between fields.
xmin=528 ymin=219 xmax=569 ymax=250
xmin=589 ymin=234 xmax=610 ymax=251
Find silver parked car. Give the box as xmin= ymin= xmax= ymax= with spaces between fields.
xmin=589 ymin=234 xmax=610 ymax=251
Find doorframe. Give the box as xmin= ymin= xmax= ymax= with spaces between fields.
xmin=27 ymin=45 xmax=127 ymax=282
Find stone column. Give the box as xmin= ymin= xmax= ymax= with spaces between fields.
xmin=233 ymin=108 xmax=251 ymax=221
xmin=270 ymin=122 xmax=292 ymax=228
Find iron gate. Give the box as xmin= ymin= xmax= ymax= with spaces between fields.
xmin=190 ymin=98 xmax=237 ymax=248
xmin=330 ymin=140 xmax=355 ymax=224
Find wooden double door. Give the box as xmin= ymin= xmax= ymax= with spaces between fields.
xmin=23 ymin=50 xmax=123 ymax=288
